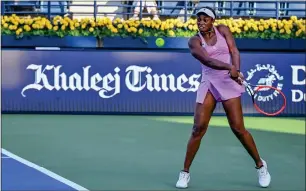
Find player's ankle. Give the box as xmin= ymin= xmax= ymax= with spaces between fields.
xmin=255 ymin=160 xmax=264 ymax=168
xmin=182 ymin=169 xmax=189 ymax=173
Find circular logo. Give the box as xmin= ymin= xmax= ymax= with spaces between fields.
xmin=155 ymin=38 xmax=165 ymax=47
xmin=246 ymin=64 xmax=284 ymax=102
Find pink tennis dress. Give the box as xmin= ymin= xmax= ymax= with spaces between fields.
xmin=196 ymin=26 xmax=245 ymax=103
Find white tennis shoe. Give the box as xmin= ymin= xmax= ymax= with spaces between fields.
xmin=257 ymin=159 xmax=271 ymax=188
xmin=175 ymin=159 xmax=270 ymax=189
xmin=175 ymin=171 xmax=190 ymax=189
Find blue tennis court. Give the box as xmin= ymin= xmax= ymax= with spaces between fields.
xmin=1 ymin=149 xmax=88 ymax=191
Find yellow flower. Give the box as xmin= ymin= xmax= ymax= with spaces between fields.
xmin=131 ymin=27 xmax=137 ymax=33
xmin=165 ymin=24 xmax=169 ymax=30
xmin=24 ymin=25 xmax=31 ymax=32
xmin=295 ymin=29 xmax=301 ymax=36
xmin=111 ymin=28 xmax=118 ymax=33
xmin=117 ymin=24 xmax=123 ymax=29
xmin=280 ymin=29 xmax=285 ymax=33
xmin=192 ymin=25 xmax=197 ymax=31
xmin=264 ymin=24 xmax=269 ymax=29
xmin=138 ymin=28 xmax=143 ymax=34
xmin=286 ymin=30 xmax=291 ymax=35
xmin=75 ymin=23 xmax=80 ymax=27
xmin=3 ymin=23 xmax=8 ymax=28
xmin=284 ymin=25 xmax=290 ymax=31
xmin=62 ymin=21 xmax=69 ymax=27
xmin=272 ymin=27 xmax=276 ymax=32
xmin=168 ymin=30 xmax=175 ymax=37
xmin=89 ymin=27 xmax=94 ymax=32
xmin=53 ymin=26 xmax=58 ymax=31
xmin=27 ymin=19 xmax=33 ymax=25
xmin=259 ymin=26 xmax=264 ymax=31
xmin=244 ymin=26 xmax=249 ymax=31
xmin=253 ymin=25 xmax=258 ymax=31
xmin=61 ymin=25 xmax=66 ymax=30
xmin=177 ymin=22 xmax=183 ymax=28
xmin=278 ymin=23 xmax=284 ymax=29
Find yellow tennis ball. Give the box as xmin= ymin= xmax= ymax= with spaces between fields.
xmin=155 ymin=38 xmax=165 ymax=47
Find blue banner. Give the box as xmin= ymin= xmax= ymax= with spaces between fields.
xmin=2 ymin=50 xmax=305 ymax=115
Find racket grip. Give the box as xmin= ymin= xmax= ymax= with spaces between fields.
xmin=242 ymin=80 xmax=248 ymax=86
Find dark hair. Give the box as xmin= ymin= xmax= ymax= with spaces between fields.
xmin=197 ymin=6 xmax=216 ymax=18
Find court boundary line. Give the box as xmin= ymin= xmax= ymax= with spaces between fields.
xmin=1 ymin=148 xmax=89 ymax=191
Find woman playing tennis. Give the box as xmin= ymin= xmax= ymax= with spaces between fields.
xmin=175 ymin=7 xmax=271 ymax=189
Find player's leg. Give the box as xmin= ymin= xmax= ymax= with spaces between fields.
xmin=145 ymin=1 xmax=159 ymax=20
xmin=184 ymin=92 xmax=216 ymax=172
xmin=176 ymin=91 xmax=216 ymax=189
xmin=132 ymin=0 xmax=141 ymax=19
xmin=222 ymin=96 xmax=271 ymax=187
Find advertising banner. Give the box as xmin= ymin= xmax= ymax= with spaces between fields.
xmin=2 ymin=50 xmax=305 ymax=115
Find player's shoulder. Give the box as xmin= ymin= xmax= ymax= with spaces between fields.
xmin=189 ymin=35 xmax=201 ymax=44
xmin=188 ymin=35 xmax=201 ymax=48
xmin=216 ymin=24 xmax=231 ymax=34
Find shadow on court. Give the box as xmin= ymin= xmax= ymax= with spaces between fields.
xmin=2 ymin=114 xmax=305 ymax=190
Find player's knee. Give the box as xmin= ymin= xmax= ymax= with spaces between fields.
xmin=192 ymin=124 xmax=207 ymax=138
xmin=231 ymin=126 xmax=248 ymax=136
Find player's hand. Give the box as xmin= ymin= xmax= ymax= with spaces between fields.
xmin=237 ymin=72 xmax=244 ymax=85
xmin=229 ymin=65 xmax=239 ymax=80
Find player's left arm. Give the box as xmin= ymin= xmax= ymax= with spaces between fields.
xmin=217 ymin=25 xmax=240 ymax=72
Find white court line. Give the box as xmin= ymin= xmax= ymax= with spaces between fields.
xmin=1 ymin=148 xmax=89 ymax=191
xmin=1 ymin=157 xmax=11 ymax=159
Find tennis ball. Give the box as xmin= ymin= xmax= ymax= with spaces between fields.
xmin=155 ymin=38 xmax=165 ymax=47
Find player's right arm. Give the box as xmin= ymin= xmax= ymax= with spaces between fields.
xmin=188 ymin=36 xmax=235 ymax=71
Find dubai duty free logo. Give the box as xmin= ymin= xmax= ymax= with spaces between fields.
xmin=245 ymin=64 xmax=284 ymax=102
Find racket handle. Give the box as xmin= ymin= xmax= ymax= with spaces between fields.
xmin=242 ymin=80 xmax=248 ymax=86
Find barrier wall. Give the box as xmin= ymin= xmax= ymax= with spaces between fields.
xmin=2 ymin=49 xmax=305 ymax=116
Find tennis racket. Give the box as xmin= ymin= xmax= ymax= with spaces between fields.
xmin=242 ymin=80 xmax=287 ymax=116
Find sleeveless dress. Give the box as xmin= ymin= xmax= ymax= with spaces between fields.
xmin=196 ymin=26 xmax=245 ymax=103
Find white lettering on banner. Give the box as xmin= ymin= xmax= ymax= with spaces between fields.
xmin=291 ymin=65 xmax=306 ymax=102
xmin=292 ymin=90 xmax=306 ymax=102
xmin=291 ymin=65 xmax=306 ymax=85
xmin=21 ymin=64 xmax=121 ymax=98
xmin=246 ymin=64 xmax=284 ymax=102
xmin=21 ymin=64 xmax=201 ymax=98
xmin=125 ymin=65 xmax=201 ymax=92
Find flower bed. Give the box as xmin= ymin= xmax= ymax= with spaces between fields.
xmin=1 ymin=14 xmax=305 ymax=39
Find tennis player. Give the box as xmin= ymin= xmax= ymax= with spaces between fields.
xmin=175 ymin=7 xmax=271 ymax=189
